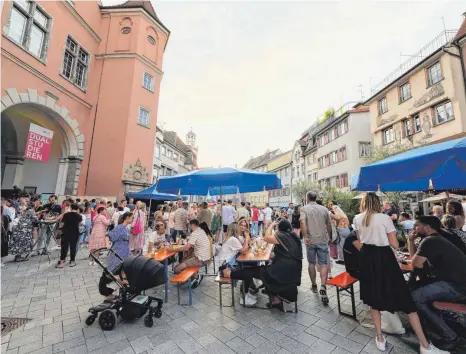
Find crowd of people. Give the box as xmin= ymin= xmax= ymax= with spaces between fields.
xmin=2 ymin=187 xmax=466 ymax=353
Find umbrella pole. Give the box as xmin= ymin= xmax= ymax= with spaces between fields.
xmin=148 ymin=199 xmax=152 ymax=229
xmin=220 ymin=187 xmax=223 ymax=244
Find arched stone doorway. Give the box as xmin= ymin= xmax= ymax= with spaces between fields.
xmin=1 ymin=89 xmax=85 ymax=195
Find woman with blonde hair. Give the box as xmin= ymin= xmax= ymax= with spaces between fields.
xmin=354 ymin=193 xmax=446 ymax=354
xmin=329 ymin=201 xmax=351 ymax=264
xmin=130 ymin=201 xmax=146 ymax=256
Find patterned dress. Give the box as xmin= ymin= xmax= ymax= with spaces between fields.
xmin=107 ymin=224 xmax=130 ymax=273
xmin=130 ymin=210 xmax=146 ymax=255
xmin=9 ymin=209 xmax=35 ymax=256
xmin=89 ymin=214 xmax=110 ymax=252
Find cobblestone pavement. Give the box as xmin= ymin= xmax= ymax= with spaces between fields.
xmin=0 ymin=240 xmax=460 ymax=354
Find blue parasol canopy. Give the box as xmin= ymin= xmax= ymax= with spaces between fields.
xmin=127 ymin=184 xmax=180 ymax=201
xmin=157 ymin=167 xmax=282 ymax=196
xmin=351 ymin=137 xmax=466 ymax=192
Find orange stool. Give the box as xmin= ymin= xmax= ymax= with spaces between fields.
xmin=170 ymin=267 xmax=200 ymax=306
xmin=328 ymin=272 xmax=358 ymax=319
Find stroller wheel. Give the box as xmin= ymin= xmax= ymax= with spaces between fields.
xmin=99 ymin=310 xmax=116 ymax=331
xmin=144 ymin=315 xmax=154 ymax=328
xmin=154 ymin=309 xmax=162 ymax=319
xmin=85 ymin=314 xmax=97 ymax=326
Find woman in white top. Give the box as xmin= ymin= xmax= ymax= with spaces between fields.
xmin=354 ymin=193 xmax=446 ymax=354
xmin=218 ymin=222 xmax=248 ymax=262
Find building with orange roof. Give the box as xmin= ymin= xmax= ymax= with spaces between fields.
xmin=1 ymin=0 xmax=169 ymax=198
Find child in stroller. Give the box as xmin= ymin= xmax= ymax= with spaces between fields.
xmin=86 ymin=249 xmax=166 ymax=330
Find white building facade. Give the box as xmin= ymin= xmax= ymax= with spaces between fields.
xmin=316 ymin=104 xmax=371 ymax=190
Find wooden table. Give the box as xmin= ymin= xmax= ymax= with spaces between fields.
xmin=236 ymin=243 xmax=274 ymax=306
xmin=237 ymin=243 xmax=274 ymax=263
xmin=145 ymin=249 xmax=177 ymax=302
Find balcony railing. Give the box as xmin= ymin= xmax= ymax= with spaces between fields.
xmin=370 ymin=30 xmax=457 ymax=95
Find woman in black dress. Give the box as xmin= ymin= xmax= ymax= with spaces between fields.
xmin=354 ymin=193 xmax=445 ymax=354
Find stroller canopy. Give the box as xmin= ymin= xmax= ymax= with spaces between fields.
xmin=122 ymin=256 xmax=165 ymax=293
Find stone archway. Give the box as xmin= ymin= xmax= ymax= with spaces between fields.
xmin=1 ymin=88 xmax=85 ymax=195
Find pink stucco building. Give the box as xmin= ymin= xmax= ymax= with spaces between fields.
xmin=1 ymin=0 xmax=169 ymax=198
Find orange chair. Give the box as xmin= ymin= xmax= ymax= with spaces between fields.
xmin=327 ymin=272 xmax=358 ymax=319
xmin=170 ymin=267 xmax=201 ymax=306
xmin=215 ymin=274 xmax=235 ymax=308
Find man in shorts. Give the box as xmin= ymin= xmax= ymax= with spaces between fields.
xmin=300 ymin=191 xmax=332 ymax=304
xmin=166 ymin=219 xmax=211 ymax=287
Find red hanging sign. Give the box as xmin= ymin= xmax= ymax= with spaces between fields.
xmin=24 ymin=123 xmax=54 ymax=162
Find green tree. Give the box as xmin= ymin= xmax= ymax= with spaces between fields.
xmin=291 ymin=180 xmax=320 ymax=205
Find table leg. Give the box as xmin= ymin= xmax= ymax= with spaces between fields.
xmin=164 ymin=259 xmax=169 ymax=302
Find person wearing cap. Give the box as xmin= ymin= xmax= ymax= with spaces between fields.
xmin=410 ymin=216 xmax=466 ymax=351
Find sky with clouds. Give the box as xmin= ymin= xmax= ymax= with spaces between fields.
xmin=109 ymin=1 xmax=465 ymax=168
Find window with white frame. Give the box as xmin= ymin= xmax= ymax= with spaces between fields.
xmin=7 ymin=1 xmax=51 ymax=60
xmin=359 ymin=142 xmax=371 ymax=158
xmin=308 ymin=174 xmax=312 ymax=182
xmin=138 ymin=106 xmax=150 ymax=127
xmin=414 ymin=114 xmax=421 ymax=133
xmin=403 ymin=119 xmax=412 ymax=136
xmin=313 ymin=153 xmax=317 ymax=162
xmin=167 ymin=150 xmax=173 ymax=158
xmin=143 ymin=72 xmax=154 ymax=91
xmin=378 ymin=97 xmax=388 ymax=115
xmin=155 ymin=144 xmax=160 ymax=158
xmin=161 ymin=146 xmax=166 ymax=156
xmin=399 ymin=82 xmax=411 ymax=103
xmin=173 ymin=152 xmax=178 ymax=161
xmin=285 ymin=167 xmax=289 ymax=176
xmin=427 ymin=62 xmax=442 ymax=86
xmin=62 ymin=36 xmax=90 ymax=89
xmin=435 ymin=101 xmax=453 ymax=125
xmin=383 ymin=126 xmax=395 ymax=145
xmin=313 ymin=172 xmax=318 ymax=181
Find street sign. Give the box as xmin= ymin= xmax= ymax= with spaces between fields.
xmin=24 ymin=123 xmax=54 ymax=162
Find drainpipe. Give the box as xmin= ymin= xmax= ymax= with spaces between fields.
xmin=84 ymin=14 xmax=111 ymax=195
xmin=452 ymin=40 xmax=466 ymax=100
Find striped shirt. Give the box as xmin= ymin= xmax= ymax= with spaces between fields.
xmin=187 ymin=228 xmax=211 ymax=262
xmin=174 ymin=208 xmax=188 ymax=231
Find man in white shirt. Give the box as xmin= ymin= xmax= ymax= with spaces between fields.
xmin=263 ymin=203 xmax=273 ymax=228
xmin=287 ymin=203 xmax=294 ymax=223
xmin=120 ymin=199 xmax=130 ymax=213
xmin=236 ymin=202 xmax=250 ymax=222
xmin=222 ymin=200 xmax=236 ymax=234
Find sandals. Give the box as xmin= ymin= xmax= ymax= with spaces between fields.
xmin=55 ymin=261 xmax=65 ymax=268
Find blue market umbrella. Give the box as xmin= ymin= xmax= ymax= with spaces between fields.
xmin=127 ymin=184 xmax=180 ymax=201
xmin=157 ymin=167 xmax=282 ymax=196
xmin=351 ymin=137 xmax=466 ymax=192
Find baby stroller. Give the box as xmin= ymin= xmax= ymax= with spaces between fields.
xmin=86 ymin=249 xmax=165 ymax=330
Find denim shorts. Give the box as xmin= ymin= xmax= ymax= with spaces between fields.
xmin=307 ymin=244 xmax=329 ymax=265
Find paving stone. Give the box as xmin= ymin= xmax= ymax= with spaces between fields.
xmin=307 ymin=339 xmax=337 ymax=354
xmin=305 ymin=325 xmax=336 ymax=341
xmin=42 ymin=332 xmax=64 ymax=347
xmin=329 ymin=335 xmax=365 ymax=354
xmin=210 ymin=327 xmax=236 ymax=343
xmin=225 ymin=336 xmax=256 ymax=354
xmin=86 ymin=335 xmax=108 ymax=352
xmin=149 ymin=340 xmax=178 ymax=354
xmin=17 ymin=342 xmax=44 ymax=354
xmin=196 ymin=333 xmax=217 ymax=347
xmin=346 ymin=330 xmax=371 ymax=346
xmin=296 ymin=332 xmax=318 ymax=346
xmin=249 ymin=340 xmax=281 ymax=354
xmin=175 ymin=337 xmax=202 ymax=354
xmin=52 ymin=336 xmax=85 ymax=353
xmin=362 ymin=338 xmax=395 ymax=354
xmin=130 ymin=336 xmax=153 ymax=354
xmin=245 ymin=333 xmax=267 ymax=348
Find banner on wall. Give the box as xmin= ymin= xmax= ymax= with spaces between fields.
xmin=24 ymin=123 xmax=54 ymax=162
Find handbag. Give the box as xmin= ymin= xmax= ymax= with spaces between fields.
xmin=132 ymin=211 xmax=143 ymax=235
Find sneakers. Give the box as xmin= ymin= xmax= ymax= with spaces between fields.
xmin=335 ymin=260 xmax=345 ymax=265
xmin=375 ymin=336 xmax=386 ymax=351
xmin=311 ymin=284 xmax=318 ymax=294
xmin=191 ymin=275 xmax=203 ymax=289
xmin=239 ymin=293 xmax=257 ymax=307
xmin=320 ymin=285 xmax=329 ymax=305
xmin=89 ymin=260 xmax=94 ymax=266
xmin=420 ymin=343 xmax=450 ymax=354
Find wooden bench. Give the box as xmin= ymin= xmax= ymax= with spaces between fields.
xmin=327 ymin=272 xmax=358 ymax=319
xmin=215 ymin=275 xmax=235 ymax=308
xmin=170 ymin=267 xmax=200 ymax=306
